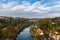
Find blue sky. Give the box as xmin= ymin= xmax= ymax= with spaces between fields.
xmin=0 ymin=0 xmax=60 ymax=18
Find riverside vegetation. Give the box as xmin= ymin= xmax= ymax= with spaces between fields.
xmin=0 ymin=16 xmax=60 ymax=40
xmin=0 ymin=17 xmax=32 ymax=40
xmin=30 ymin=17 xmax=60 ymax=40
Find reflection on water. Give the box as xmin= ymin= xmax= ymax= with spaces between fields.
xmin=16 ymin=27 xmax=33 ymax=40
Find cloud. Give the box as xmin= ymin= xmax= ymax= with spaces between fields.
xmin=0 ymin=0 xmax=60 ymax=18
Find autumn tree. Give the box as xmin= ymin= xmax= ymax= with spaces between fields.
xmin=6 ymin=25 xmax=16 ymax=40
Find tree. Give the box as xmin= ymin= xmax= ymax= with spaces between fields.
xmin=9 ymin=17 xmax=14 ymax=25
xmin=6 ymin=25 xmax=16 ymax=40
xmin=16 ymin=24 xmax=22 ymax=32
xmin=37 ymin=19 xmax=52 ymax=39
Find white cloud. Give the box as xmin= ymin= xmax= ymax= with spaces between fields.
xmin=0 ymin=1 xmax=60 ymax=18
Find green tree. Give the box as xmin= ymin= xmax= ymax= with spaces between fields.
xmin=9 ymin=17 xmax=14 ymax=25
xmin=37 ymin=19 xmax=52 ymax=39
xmin=16 ymin=24 xmax=22 ymax=32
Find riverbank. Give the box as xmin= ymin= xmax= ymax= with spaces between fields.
xmin=0 ymin=17 xmax=34 ymax=40
xmin=30 ymin=19 xmax=60 ymax=40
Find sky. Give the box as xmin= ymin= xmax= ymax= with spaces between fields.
xmin=0 ymin=0 xmax=60 ymax=18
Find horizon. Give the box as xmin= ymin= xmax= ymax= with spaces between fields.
xmin=0 ymin=16 xmax=60 ymax=19
xmin=0 ymin=0 xmax=60 ymax=18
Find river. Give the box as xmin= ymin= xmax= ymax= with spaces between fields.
xmin=16 ymin=26 xmax=33 ymax=40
